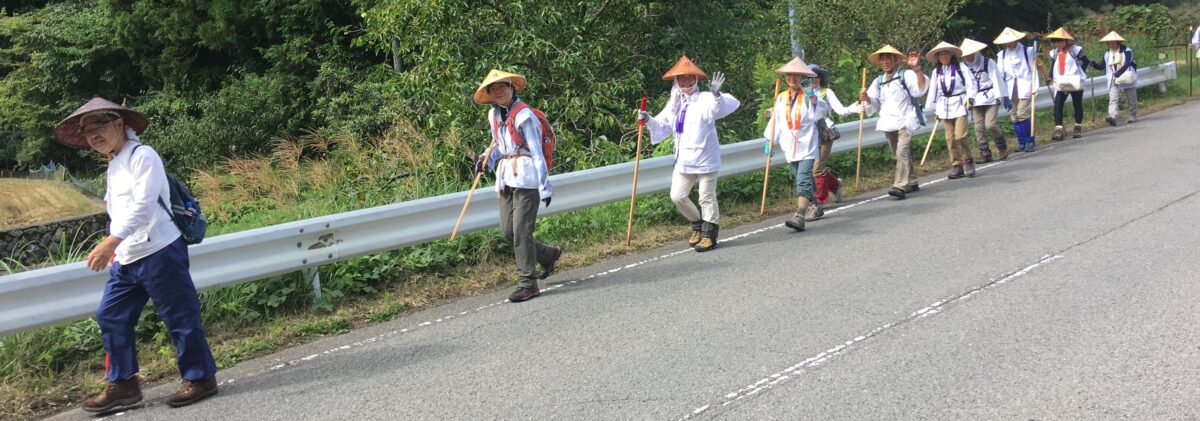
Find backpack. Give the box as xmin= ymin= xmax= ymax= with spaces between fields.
xmin=495 ymin=101 xmax=557 ymax=170
xmin=876 ymin=69 xmax=927 ymax=126
xmin=131 ymin=144 xmax=207 ymax=245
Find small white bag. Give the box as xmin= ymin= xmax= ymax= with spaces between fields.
xmin=1114 ymin=70 xmax=1137 ymax=86
xmin=1054 ymin=75 xmax=1082 ymax=92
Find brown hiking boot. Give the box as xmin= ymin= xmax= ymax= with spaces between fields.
xmin=537 ymin=246 xmax=562 ymax=280
xmin=694 ymin=222 xmax=719 ymax=252
xmin=998 ymin=148 xmax=1009 ymax=161
xmin=687 ymin=221 xmax=703 ymax=246
xmin=165 ymin=377 xmax=218 ymax=408
xmin=83 ymin=377 xmax=143 ymax=413
xmin=508 ymin=285 xmax=540 ymax=303
xmin=803 ymin=203 xmax=823 ymax=222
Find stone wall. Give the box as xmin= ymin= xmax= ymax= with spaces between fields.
xmin=1 ymin=212 xmax=109 ymax=269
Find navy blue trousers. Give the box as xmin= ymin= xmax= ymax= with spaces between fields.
xmin=98 ymin=238 xmax=217 ymax=381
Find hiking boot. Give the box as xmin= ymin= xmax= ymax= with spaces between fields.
xmin=83 ymin=377 xmax=143 ymax=414
xmin=888 ymin=187 xmax=906 ymax=200
xmin=1073 ymin=124 xmax=1082 ymax=138
xmin=998 ymin=148 xmax=1009 ymax=160
xmin=803 ymin=203 xmax=824 ymax=222
xmin=165 ymin=377 xmax=217 ymax=408
xmin=1026 ymin=142 xmax=1036 ymax=152
xmin=537 ymin=246 xmax=562 ymax=280
xmin=948 ymin=165 xmax=964 ymax=180
xmin=979 ymin=152 xmax=993 ymax=164
xmin=1105 ymin=116 xmax=1117 ymax=126
xmin=965 ymin=158 xmax=976 ymax=178
xmin=508 ymin=285 xmax=540 ymax=303
xmin=687 ymin=221 xmax=703 ymax=247
xmin=907 ymin=184 xmax=920 ymax=193
xmin=832 ymin=178 xmax=843 ymax=203
xmin=1127 ymin=117 xmax=1137 ymax=124
xmin=694 ymin=222 xmax=719 ymax=252
xmin=785 ymin=209 xmax=806 ymax=231
xmin=1051 ymin=125 xmax=1064 ymax=141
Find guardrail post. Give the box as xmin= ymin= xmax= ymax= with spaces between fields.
xmin=304 ymin=267 xmax=322 ymax=300
xmin=1160 ymin=82 xmax=1168 ymax=93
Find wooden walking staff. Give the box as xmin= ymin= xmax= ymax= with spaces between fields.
xmin=626 ymin=96 xmax=648 ymax=246
xmin=854 ymin=67 xmax=867 ymax=192
xmin=450 ymin=140 xmax=498 ymax=241
xmin=919 ymin=117 xmax=941 ymax=167
xmin=759 ymin=79 xmax=782 ymax=215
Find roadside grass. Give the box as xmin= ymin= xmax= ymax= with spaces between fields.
xmin=3 ymin=42 xmax=1198 ymax=421
xmin=0 ymin=179 xmax=103 ymax=230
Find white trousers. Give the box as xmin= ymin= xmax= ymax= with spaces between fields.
xmin=670 ymin=171 xmax=719 ymax=224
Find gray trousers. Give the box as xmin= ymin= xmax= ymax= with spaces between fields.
xmin=1108 ymin=85 xmax=1138 ymax=119
xmin=498 ymin=187 xmax=553 ymax=287
xmin=972 ymin=104 xmax=1006 ymax=155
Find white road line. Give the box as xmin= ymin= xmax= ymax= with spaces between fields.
xmin=681 ymin=254 xmax=1065 ymax=419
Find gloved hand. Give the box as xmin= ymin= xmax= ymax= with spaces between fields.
xmin=543 ymin=197 xmax=552 ymax=207
xmin=1002 ymin=98 xmax=1013 ymax=111
xmin=708 ymin=72 xmax=725 ymax=95
xmin=762 ymin=107 xmax=773 ymax=118
xmin=474 ymin=153 xmax=487 ymax=174
xmin=636 ymin=110 xmax=652 ymax=123
xmin=966 ymin=98 xmax=974 ymax=110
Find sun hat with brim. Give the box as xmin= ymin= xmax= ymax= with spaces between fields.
xmin=925 ymin=42 xmax=963 ymax=63
xmin=1044 ymin=27 xmax=1074 ymax=41
xmin=959 ymin=38 xmax=989 ymax=57
xmin=54 ymin=97 xmax=148 ymax=149
xmin=473 ymin=69 xmax=528 ymax=105
xmin=774 ymin=56 xmax=815 ymax=76
xmin=993 ymin=27 xmax=1028 ymax=45
xmin=1100 ymin=31 xmax=1126 ymax=43
xmin=661 ymin=55 xmax=708 ymax=81
xmin=868 ymin=45 xmax=906 ymax=65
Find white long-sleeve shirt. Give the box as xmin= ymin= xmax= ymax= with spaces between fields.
xmin=764 ymin=90 xmax=830 ymax=162
xmin=924 ymin=63 xmax=978 ymax=120
xmin=106 ymin=141 xmax=181 ymax=264
xmin=855 ymin=69 xmax=928 ymax=132
xmin=998 ymin=44 xmax=1040 ymax=99
xmin=817 ymin=88 xmax=855 ymax=127
xmin=963 ymin=55 xmax=1006 ymax=106
xmin=486 ymin=100 xmax=552 ymax=199
xmin=646 ymin=91 xmax=741 ymax=174
xmin=1192 ymin=26 xmax=1200 ymax=46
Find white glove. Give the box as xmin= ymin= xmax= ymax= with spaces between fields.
xmin=636 ymin=110 xmax=652 ymax=122
xmin=708 ymin=72 xmax=725 ymax=95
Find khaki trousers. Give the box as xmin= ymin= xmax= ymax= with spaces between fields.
xmin=670 ymin=171 xmax=719 ymax=224
xmin=498 ymin=187 xmax=554 ymax=287
xmin=884 ymin=130 xmax=918 ymax=189
xmin=813 ymin=138 xmax=834 ymax=177
xmin=972 ymin=104 xmax=1006 ymax=154
xmin=943 ymin=116 xmax=972 ymax=166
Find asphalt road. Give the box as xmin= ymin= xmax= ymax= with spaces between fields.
xmin=49 ymin=101 xmax=1200 ymax=420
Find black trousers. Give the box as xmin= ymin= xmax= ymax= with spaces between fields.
xmin=1053 ymin=90 xmax=1084 ymax=125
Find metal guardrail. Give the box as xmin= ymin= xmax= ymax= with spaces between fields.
xmin=0 ymin=62 xmax=1176 ymax=337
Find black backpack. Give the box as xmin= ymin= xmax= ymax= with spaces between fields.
xmin=131 ymin=144 xmax=207 ymax=244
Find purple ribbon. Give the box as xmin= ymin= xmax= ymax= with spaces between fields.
xmin=675 ymin=104 xmax=689 ymax=134
xmin=939 ymin=65 xmax=958 ymax=97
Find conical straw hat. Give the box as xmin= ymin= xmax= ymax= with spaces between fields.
xmin=1100 ymin=31 xmax=1125 ymax=42
xmin=993 ymin=27 xmax=1028 ymax=44
xmin=473 ymin=69 xmax=528 ymax=104
xmin=868 ymin=45 xmax=906 ymax=65
xmin=55 ymin=96 xmax=149 ymax=149
xmin=959 ymin=38 xmax=988 ymax=57
xmin=1044 ymin=27 xmax=1074 ymax=41
xmin=662 ymin=55 xmax=708 ymax=81
xmin=774 ymin=56 xmax=815 ymax=76
xmin=925 ymin=42 xmax=963 ymax=63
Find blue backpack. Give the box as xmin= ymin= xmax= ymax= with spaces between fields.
xmin=132 ymin=144 xmax=207 ymax=244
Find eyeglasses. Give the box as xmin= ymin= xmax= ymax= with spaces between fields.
xmin=81 ymin=121 xmax=111 ymax=136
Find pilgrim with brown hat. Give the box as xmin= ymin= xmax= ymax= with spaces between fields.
xmin=763 ymin=57 xmax=832 ymax=230
xmin=994 ymin=27 xmax=1041 ymax=152
xmin=851 ymin=45 xmax=929 ymax=200
xmin=960 ymin=38 xmax=1010 ymax=162
xmin=56 ymin=97 xmax=219 ymax=413
xmin=924 ymin=42 xmax=980 ymax=179
xmin=472 ymin=69 xmax=562 ymax=303
xmin=1090 ymin=31 xmax=1139 ymax=125
xmin=1045 ymin=27 xmax=1093 ymax=140
xmin=637 ymin=55 xmax=741 ymax=252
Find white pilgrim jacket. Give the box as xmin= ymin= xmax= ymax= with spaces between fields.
xmin=963 ymin=55 xmax=1006 ymax=106
xmin=1096 ymin=46 xmax=1138 ymax=90
xmin=924 ymin=63 xmax=978 ymax=120
xmin=1048 ymin=45 xmax=1088 ymax=90
xmin=997 ymin=44 xmax=1040 ymax=99
xmin=646 ymin=91 xmax=741 ymax=174
xmin=106 ymin=141 xmax=181 ymax=265
xmin=818 ymin=88 xmax=856 ymax=127
xmin=485 ymin=101 xmax=553 ymax=199
xmin=855 ymin=69 xmax=929 ymax=133
xmin=764 ymin=90 xmax=831 ymax=162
